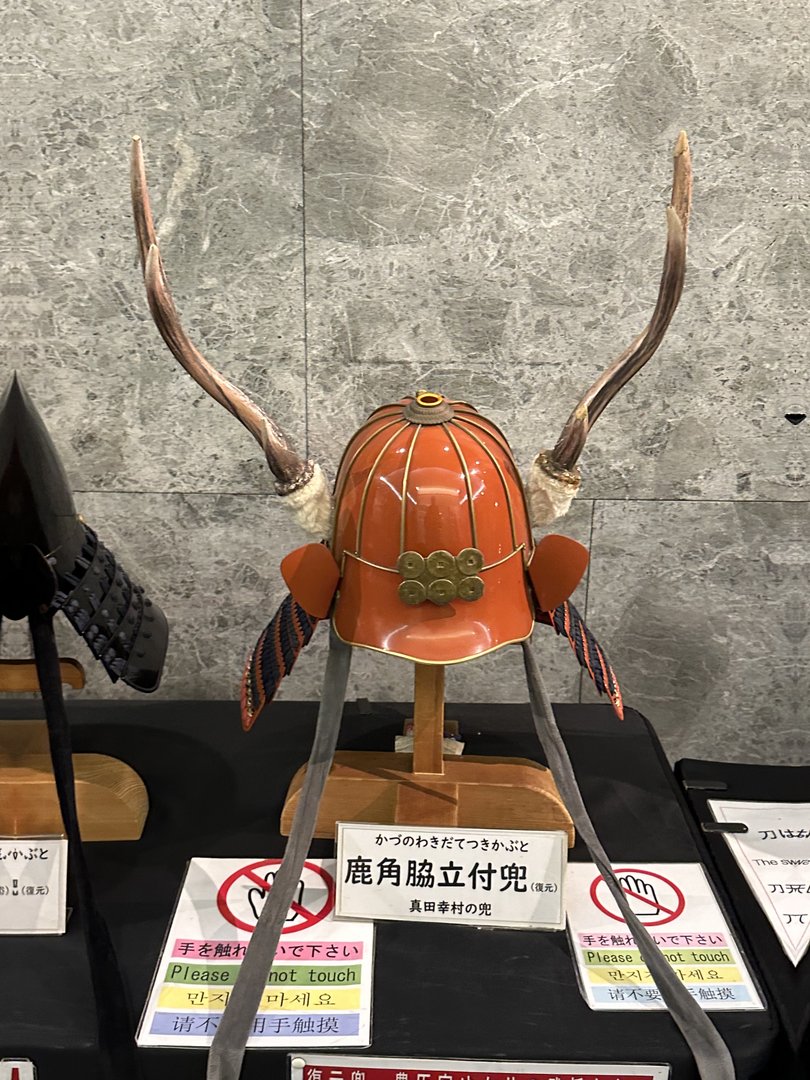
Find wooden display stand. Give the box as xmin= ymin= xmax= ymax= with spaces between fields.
xmin=0 ymin=659 xmax=148 ymax=841
xmin=281 ymin=663 xmax=575 ymax=845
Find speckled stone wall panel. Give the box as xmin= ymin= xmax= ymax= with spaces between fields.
xmin=302 ymin=0 xmax=808 ymax=505
xmin=299 ymin=0 xmax=808 ymax=759
xmin=585 ymin=501 xmax=807 ymax=764
xmin=4 ymin=0 xmax=306 ymax=494
xmin=2 ymin=0 xmax=808 ymax=765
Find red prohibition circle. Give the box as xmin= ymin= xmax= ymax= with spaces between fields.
xmin=589 ymin=867 xmax=686 ymax=926
xmin=216 ymin=859 xmax=335 ymax=934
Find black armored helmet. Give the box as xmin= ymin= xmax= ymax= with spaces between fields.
xmin=0 ymin=373 xmax=167 ymax=688
xmin=0 ymin=372 xmax=169 ymax=1080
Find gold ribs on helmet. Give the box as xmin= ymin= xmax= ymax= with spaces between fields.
xmin=396 ymin=548 xmax=486 ymax=606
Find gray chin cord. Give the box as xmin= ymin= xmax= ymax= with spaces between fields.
xmin=522 ymin=639 xmax=735 ymax=1080
xmin=207 ymin=631 xmax=733 ymax=1080
xmin=207 ymin=630 xmax=353 ymax=1080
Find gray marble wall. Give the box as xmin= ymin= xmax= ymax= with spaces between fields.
xmin=3 ymin=0 xmax=807 ymax=763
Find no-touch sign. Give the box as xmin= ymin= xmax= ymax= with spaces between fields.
xmin=217 ymin=859 xmax=335 ymax=934
xmin=590 ymin=867 xmax=686 ymax=927
xmin=137 ymin=857 xmax=374 ymax=1049
xmin=566 ymin=862 xmax=765 ymax=1011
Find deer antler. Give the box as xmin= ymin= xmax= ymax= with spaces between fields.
xmin=527 ymin=131 xmax=692 ymax=525
xmin=130 ymin=136 xmax=332 ymax=536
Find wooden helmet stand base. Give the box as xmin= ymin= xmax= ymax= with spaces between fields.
xmin=281 ymin=662 xmax=575 ymax=846
xmin=0 ymin=659 xmax=148 ymax=841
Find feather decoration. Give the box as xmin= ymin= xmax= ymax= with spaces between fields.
xmin=241 ymin=593 xmax=319 ymax=730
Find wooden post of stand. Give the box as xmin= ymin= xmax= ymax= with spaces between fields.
xmin=411 ymin=663 xmax=445 ymax=775
xmin=280 ymin=659 xmax=575 ymax=844
xmin=392 ymin=662 xmax=458 ymax=825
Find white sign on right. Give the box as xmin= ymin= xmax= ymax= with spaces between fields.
xmin=708 ymin=800 xmax=810 ymax=966
xmin=566 ymin=862 xmax=764 ymax=1010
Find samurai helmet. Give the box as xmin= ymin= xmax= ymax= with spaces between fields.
xmin=329 ymin=394 xmax=535 ymax=664
xmin=130 ymin=131 xmax=691 ymax=683
xmin=0 ymin=374 xmax=168 ymax=691
xmin=0 ymin=375 xmax=169 ymax=1080
xmin=128 ymin=134 xmax=738 ymax=1080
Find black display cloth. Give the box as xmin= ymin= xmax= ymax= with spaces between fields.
xmin=1 ymin=699 xmax=780 ymax=1079
xmin=677 ymin=758 xmax=810 ymax=1077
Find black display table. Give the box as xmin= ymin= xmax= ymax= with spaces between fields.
xmin=677 ymin=758 xmax=810 ymax=1078
xmin=1 ymin=700 xmax=780 ymax=1079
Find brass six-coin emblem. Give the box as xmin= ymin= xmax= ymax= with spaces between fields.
xmin=396 ymin=548 xmax=485 ymax=606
